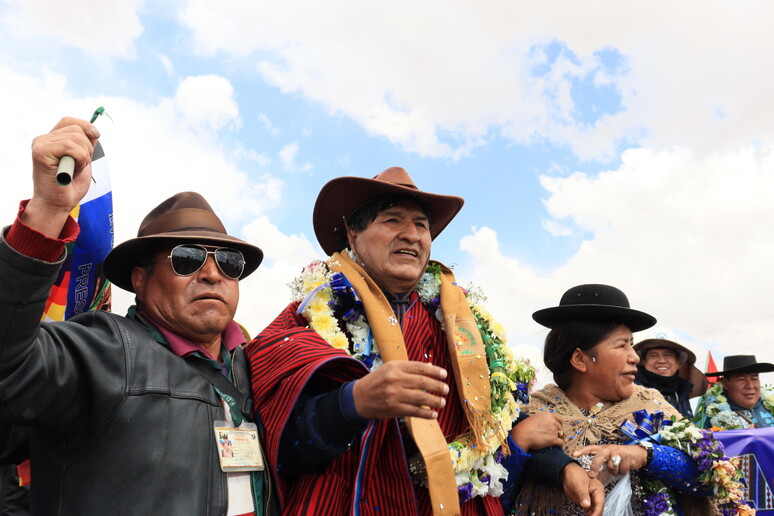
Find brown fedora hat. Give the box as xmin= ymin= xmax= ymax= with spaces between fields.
xmin=104 ymin=192 xmax=263 ymax=293
xmin=532 ymin=284 xmax=657 ymax=332
xmin=705 ymin=354 xmax=774 ymax=377
xmin=312 ymin=167 xmax=464 ymax=256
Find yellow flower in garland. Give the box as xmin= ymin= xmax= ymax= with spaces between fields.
xmin=291 ymin=259 xmax=350 ymax=352
xmin=290 ymin=257 xmax=535 ymax=502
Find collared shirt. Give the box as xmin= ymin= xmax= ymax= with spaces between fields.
xmin=155 ymin=316 xmax=246 ymax=361
xmin=385 ymin=291 xmax=417 ymax=327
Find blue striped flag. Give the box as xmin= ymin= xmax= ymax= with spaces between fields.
xmin=43 ymin=140 xmax=114 ymax=321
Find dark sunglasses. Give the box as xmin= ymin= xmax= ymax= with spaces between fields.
xmin=160 ymin=244 xmax=246 ymax=279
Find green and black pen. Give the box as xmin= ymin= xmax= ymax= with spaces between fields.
xmin=55 ymin=106 xmax=107 ymax=186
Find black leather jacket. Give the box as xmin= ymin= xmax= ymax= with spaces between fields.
xmin=0 ymin=236 xmax=277 ymax=516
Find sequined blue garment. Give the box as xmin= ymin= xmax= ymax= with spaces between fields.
xmin=644 ymin=444 xmax=713 ymax=496
xmin=499 ymin=436 xmax=531 ymax=514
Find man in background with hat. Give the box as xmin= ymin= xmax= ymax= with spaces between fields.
xmin=634 ymin=335 xmax=708 ymax=418
xmin=0 ymin=117 xmax=276 ymax=515
xmin=247 ymin=167 xmax=603 ymax=515
xmin=699 ymin=355 xmax=774 ymax=429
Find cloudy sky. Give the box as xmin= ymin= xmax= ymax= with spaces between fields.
xmin=2 ymin=1 xmax=773 ymax=385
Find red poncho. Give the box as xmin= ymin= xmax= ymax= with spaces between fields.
xmin=246 ymin=294 xmax=503 ymax=516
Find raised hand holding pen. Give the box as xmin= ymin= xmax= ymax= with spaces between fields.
xmin=55 ymin=107 xmax=106 ymax=186
xmin=24 ymin=117 xmax=100 ymax=239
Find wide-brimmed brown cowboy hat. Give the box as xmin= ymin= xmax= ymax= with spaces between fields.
xmin=635 ymin=336 xmax=709 ymax=398
xmin=312 ymin=167 xmax=464 ymax=255
xmin=705 ymin=354 xmax=774 ymax=377
xmin=635 ymin=338 xmax=697 ymax=366
xmin=532 ymin=283 xmax=657 ymax=332
xmin=104 ymin=192 xmax=263 ymax=293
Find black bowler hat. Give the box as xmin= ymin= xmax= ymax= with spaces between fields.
xmin=533 ymin=284 xmax=657 ymax=332
xmin=705 ymin=355 xmax=774 ymax=377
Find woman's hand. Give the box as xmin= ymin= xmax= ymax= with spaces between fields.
xmin=510 ymin=412 xmax=564 ymax=452
xmin=572 ymin=444 xmax=648 ymax=479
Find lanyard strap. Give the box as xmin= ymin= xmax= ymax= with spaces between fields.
xmin=186 ymin=352 xmax=248 ymax=426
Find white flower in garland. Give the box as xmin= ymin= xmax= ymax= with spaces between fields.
xmin=650 ymin=418 xmax=754 ymax=516
xmin=762 ymin=388 xmax=774 ymax=408
xmin=291 ymin=257 xmax=535 ymax=502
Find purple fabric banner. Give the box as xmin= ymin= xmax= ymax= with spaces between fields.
xmin=716 ymin=427 xmax=774 ymax=513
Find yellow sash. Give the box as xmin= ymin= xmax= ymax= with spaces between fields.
xmin=330 ymin=252 xmax=497 ymax=515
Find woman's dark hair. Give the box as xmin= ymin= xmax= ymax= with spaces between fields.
xmin=543 ymin=320 xmax=622 ymax=390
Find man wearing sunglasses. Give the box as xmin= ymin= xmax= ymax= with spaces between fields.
xmin=0 ymin=117 xmax=277 ymax=515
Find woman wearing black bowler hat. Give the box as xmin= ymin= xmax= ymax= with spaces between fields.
xmin=511 ymin=284 xmax=717 ymax=516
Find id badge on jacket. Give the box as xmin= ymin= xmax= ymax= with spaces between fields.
xmin=213 ymin=420 xmax=265 ymax=472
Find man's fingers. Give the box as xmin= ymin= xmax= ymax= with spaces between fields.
xmin=353 ymin=360 xmax=451 ymax=419
xmin=548 ymin=436 xmax=564 ymax=447
xmin=407 ymin=360 xmax=447 ymax=380
xmin=565 ymin=479 xmax=588 ymax=508
xmin=404 ymin=374 xmax=449 ymax=396
xmin=588 ymin=479 xmax=605 ymax=516
xmin=409 ymin=404 xmax=439 ymax=420
xmin=50 ymin=117 xmax=100 ymax=140
xmin=398 ymin=362 xmax=449 ymax=395
xmin=32 ymin=128 xmax=96 ymax=178
xmin=407 ymin=390 xmax=446 ymax=410
xmin=573 ymin=445 xmax=599 ymax=457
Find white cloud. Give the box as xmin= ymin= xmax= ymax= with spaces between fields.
xmin=278 ymin=142 xmax=312 ymax=172
xmin=234 ymin=147 xmax=271 ymax=167
xmin=458 ymin=144 xmax=774 ymax=385
xmin=178 ymin=1 xmax=774 ymax=160
xmin=155 ymin=52 xmax=175 ymax=76
xmin=258 ymin=112 xmax=281 ymax=136
xmin=0 ymin=65 xmax=291 ymax=333
xmin=235 ymin=216 xmax=321 ymax=337
xmin=171 ymin=75 xmax=242 ymax=133
xmin=3 ymin=0 xmax=145 ymax=58
xmin=541 ymin=219 xmax=573 ymax=237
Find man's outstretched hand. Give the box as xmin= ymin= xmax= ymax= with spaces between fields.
xmin=352 ymin=360 xmax=448 ymax=420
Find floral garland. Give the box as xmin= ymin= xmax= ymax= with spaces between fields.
xmin=289 ymin=257 xmax=536 ymax=502
xmin=697 ymin=382 xmax=774 ymax=430
xmin=633 ymin=418 xmax=754 ymax=516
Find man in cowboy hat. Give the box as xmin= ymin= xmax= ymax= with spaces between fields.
xmin=700 ymin=355 xmax=774 ymax=429
xmin=634 ymin=335 xmax=708 ymax=418
xmin=0 ymin=117 xmax=277 ymax=515
xmin=246 ymin=167 xmax=603 ymax=516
